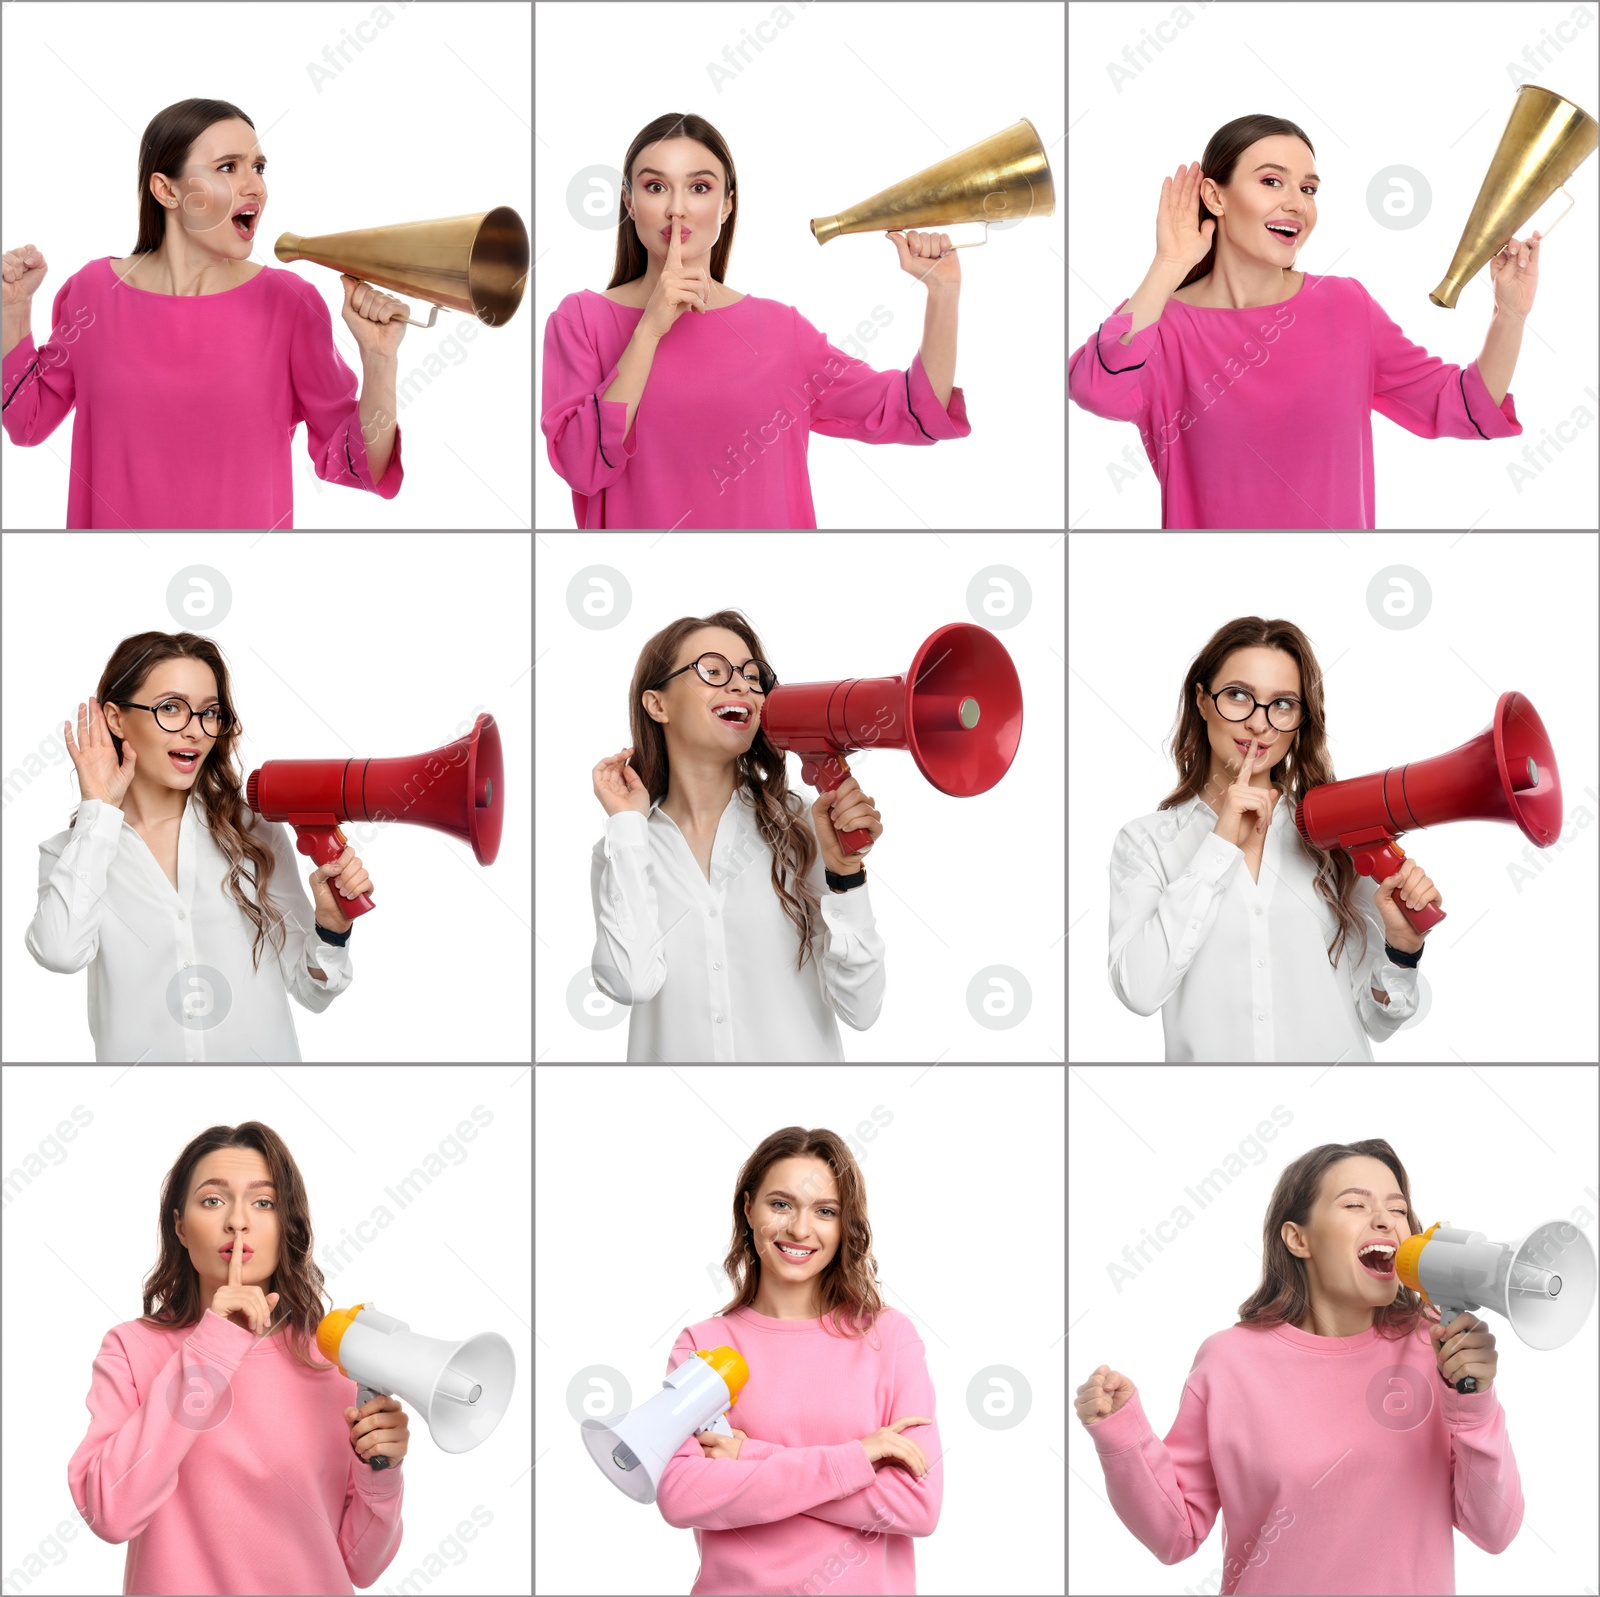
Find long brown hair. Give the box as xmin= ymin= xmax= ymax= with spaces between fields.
xmin=1236 ymin=1139 xmax=1436 ymax=1343
xmin=715 ymin=1126 xmax=887 ymax=1342
xmin=1158 ymin=615 xmax=1367 ymax=971
xmin=130 ymin=98 xmax=258 ymax=258
xmin=630 ymin=609 xmax=821 ymax=973
xmin=138 ymin=1121 xmax=339 ymax=1374
xmin=608 ymin=112 xmax=739 ymax=293
xmin=69 ymin=631 xmax=288 ymax=973
xmin=1178 ymin=113 xmax=1317 ymax=292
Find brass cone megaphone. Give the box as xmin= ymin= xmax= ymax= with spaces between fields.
xmin=1430 ymin=84 xmax=1597 ymax=308
xmin=275 ymin=207 xmax=529 ymax=328
xmin=810 ymin=118 xmax=1054 ymax=250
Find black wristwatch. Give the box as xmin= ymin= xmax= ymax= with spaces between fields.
xmin=1384 ymin=941 xmax=1422 ymax=968
xmin=826 ymin=867 xmax=867 ymax=894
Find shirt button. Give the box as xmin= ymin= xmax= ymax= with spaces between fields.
xmin=1256 ymin=958 xmax=1265 ymax=967
xmin=1258 ymin=1012 xmax=1267 ymax=1021
xmin=715 ymin=1014 xmax=724 ymax=1025
xmin=712 ymin=961 xmax=721 ymax=971
xmin=1254 ymin=906 xmax=1263 ymax=915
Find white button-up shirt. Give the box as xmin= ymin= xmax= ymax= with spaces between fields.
xmin=590 ymin=788 xmax=886 ymax=1061
xmin=1107 ymin=794 xmax=1421 ymax=1061
xmin=25 ymin=797 xmax=353 ymax=1061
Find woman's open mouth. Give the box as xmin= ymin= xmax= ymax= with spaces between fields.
xmin=168 ymin=750 xmax=200 ymax=774
xmin=1357 ymin=1243 xmax=1397 ymax=1279
xmin=775 ymin=1242 xmax=816 ymax=1262
xmin=231 ymin=207 xmax=260 ymax=241
xmin=712 ymin=703 xmax=753 ymax=732
xmin=1264 ymin=221 xmax=1300 ymax=246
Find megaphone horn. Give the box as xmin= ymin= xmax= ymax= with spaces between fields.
xmin=275 ymin=206 xmax=529 ymax=327
xmin=810 ymin=118 xmax=1055 ymax=250
xmin=1430 ymin=84 xmax=1598 ymax=308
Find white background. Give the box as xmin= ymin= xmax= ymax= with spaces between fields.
xmin=0 ymin=1063 xmax=532 ymax=1595
xmin=535 ymin=1062 xmax=1065 ymax=1596
xmin=534 ymin=0 xmax=1065 ymax=530
xmin=534 ymin=531 xmax=1064 ymax=1063
xmin=1 ymin=532 xmax=532 ymax=1063
xmin=0 ymin=0 xmax=532 ymax=530
xmin=1067 ymin=0 xmax=1600 ymax=530
xmin=1068 ymin=1063 xmax=1600 ymax=1597
xmin=1068 ymin=531 xmax=1600 ymax=1063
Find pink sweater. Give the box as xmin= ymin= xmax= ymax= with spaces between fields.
xmin=1068 ymin=273 xmax=1522 ymax=528
xmin=1084 ymin=1317 xmax=1523 ymax=1595
xmin=68 ymin=1309 xmax=404 ymax=1596
xmin=541 ymin=291 xmax=970 ymax=527
xmin=2 ymin=257 xmax=404 ymax=528
xmin=654 ymin=1305 xmax=942 ymax=1595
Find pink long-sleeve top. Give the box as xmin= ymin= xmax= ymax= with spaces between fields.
xmin=2 ymin=257 xmax=404 ymax=528
xmin=541 ymin=290 xmax=970 ymax=528
xmin=1067 ymin=272 xmax=1522 ymax=529
xmin=654 ymin=1305 xmax=942 ymax=1596
xmin=1084 ymin=1316 xmax=1523 ymax=1595
xmin=68 ymin=1309 xmax=404 ymax=1596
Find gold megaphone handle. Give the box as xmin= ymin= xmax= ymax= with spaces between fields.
xmin=348 ymin=278 xmax=440 ymax=329
xmin=1528 ymin=183 xmax=1576 ymax=241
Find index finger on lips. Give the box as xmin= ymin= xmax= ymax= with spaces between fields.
xmin=228 ymin=1233 xmax=244 ymax=1285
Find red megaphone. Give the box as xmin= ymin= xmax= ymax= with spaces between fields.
xmin=245 ymin=713 xmax=504 ymax=919
xmin=1293 ymin=691 xmax=1562 ymax=935
xmin=760 ymin=624 xmax=1023 ymax=856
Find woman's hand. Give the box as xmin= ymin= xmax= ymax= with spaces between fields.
xmin=886 ymin=230 xmax=961 ymax=292
xmin=858 ymin=1416 xmax=933 ymax=1478
xmin=1431 ymin=1311 xmax=1496 ymax=1393
xmin=339 ymin=274 xmax=408 ymax=359
xmin=1374 ymin=860 xmax=1441 ymax=953
xmin=639 ymin=225 xmax=711 ymax=340
xmin=64 ymin=696 xmax=137 ymax=809
xmin=309 ymin=844 xmax=372 ymax=933
xmin=345 ymin=1394 xmax=411 ymax=1466
xmin=1208 ymin=742 xmax=1279 ymax=851
xmin=1489 ymin=230 xmax=1539 ymax=319
xmin=2 ymin=244 xmax=47 ymax=316
xmin=593 ymin=746 xmax=651 ymax=818
xmin=209 ymin=1236 xmax=280 ymax=1337
xmin=813 ymin=775 xmax=882 ymax=874
xmin=697 ymin=1424 xmax=747 ymax=1460
xmin=1154 ymin=163 xmax=1215 ymax=271
xmin=1074 ymin=1364 xmax=1137 ymax=1428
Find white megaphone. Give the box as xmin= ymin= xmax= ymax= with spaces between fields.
xmin=1395 ymin=1219 xmax=1597 ymax=1393
xmin=316 ymin=1302 xmax=516 ymax=1468
xmin=580 ymin=1345 xmax=749 ymax=1504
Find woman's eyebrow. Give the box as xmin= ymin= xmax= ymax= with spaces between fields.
xmin=768 ymin=1188 xmax=840 ymax=1203
xmin=152 ymin=690 xmax=221 ymax=706
xmin=212 ymin=152 xmax=268 ymax=164
xmin=1225 ymin=679 xmax=1301 ymax=698
xmin=637 ymin=167 xmax=716 ymax=180
xmin=194 ymin=1178 xmax=276 ymax=1192
xmin=1333 ymin=1186 xmax=1405 ymax=1201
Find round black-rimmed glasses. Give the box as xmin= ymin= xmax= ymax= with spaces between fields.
xmin=650 ymin=653 xmax=778 ymax=695
xmin=114 ymin=698 xmax=236 ymax=736
xmin=1202 ymin=683 xmax=1303 ymax=733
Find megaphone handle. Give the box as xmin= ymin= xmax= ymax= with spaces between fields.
xmin=800 ymin=753 xmax=873 ymax=857
xmin=1349 ymin=840 xmax=1446 ymax=932
xmin=1525 ymin=185 xmax=1575 ymax=243
xmin=1433 ymin=1306 xmax=1478 ymax=1394
xmin=294 ymin=823 xmax=377 ymax=918
xmin=355 ymin=1381 xmax=392 ymax=1469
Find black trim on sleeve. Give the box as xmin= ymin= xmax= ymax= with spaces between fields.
xmin=3 ymin=356 xmax=41 ymax=410
xmin=593 ymin=391 xmax=614 ymax=469
xmin=904 ymin=369 xmax=936 ymax=441
xmin=1459 ymin=367 xmax=1492 ymax=440
xmin=1093 ymin=309 xmax=1146 ymax=375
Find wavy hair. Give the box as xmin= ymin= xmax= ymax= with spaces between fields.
xmin=715 ymin=1126 xmax=886 ymax=1342
xmin=130 ymin=98 xmax=257 ymax=258
xmin=69 ymin=630 xmax=288 ymax=973
xmin=1158 ymin=615 xmax=1367 ymax=971
xmin=630 ymin=609 xmax=821 ymax=973
xmin=1235 ymin=1139 xmax=1436 ymax=1343
xmin=138 ymin=1121 xmax=339 ymax=1374
xmin=1178 ymin=113 xmax=1317 ymax=293
xmin=608 ymin=112 xmax=739 ymax=293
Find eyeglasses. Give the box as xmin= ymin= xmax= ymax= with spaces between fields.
xmin=650 ymin=653 xmax=778 ymax=695
xmin=1203 ymin=683 xmax=1304 ymax=733
xmin=115 ymin=698 xmax=235 ymax=736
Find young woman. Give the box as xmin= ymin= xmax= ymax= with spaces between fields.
xmin=25 ymin=630 xmax=370 ymax=1060
xmin=1 ymin=96 xmax=407 ymax=529
xmin=1068 ymin=113 xmax=1540 ymax=529
xmin=1107 ymin=616 xmax=1444 ymax=1061
xmin=541 ymin=110 xmax=970 ymax=529
xmin=1076 ymin=1139 xmax=1519 ymax=1595
xmin=68 ymin=1121 xmax=409 ymax=1595
xmin=589 ymin=608 xmax=886 ymax=1062
xmin=652 ymin=1126 xmax=941 ymax=1592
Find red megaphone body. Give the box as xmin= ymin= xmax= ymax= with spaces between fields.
xmin=245 ymin=712 xmax=504 ymax=919
xmin=1293 ymin=691 xmax=1561 ymax=935
xmin=759 ymin=623 xmax=1023 ymax=856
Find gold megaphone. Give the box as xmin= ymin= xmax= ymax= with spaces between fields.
xmin=810 ymin=118 xmax=1055 ymax=250
xmin=1430 ymin=84 xmax=1598 ymax=308
xmin=274 ymin=206 xmax=529 ymax=328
